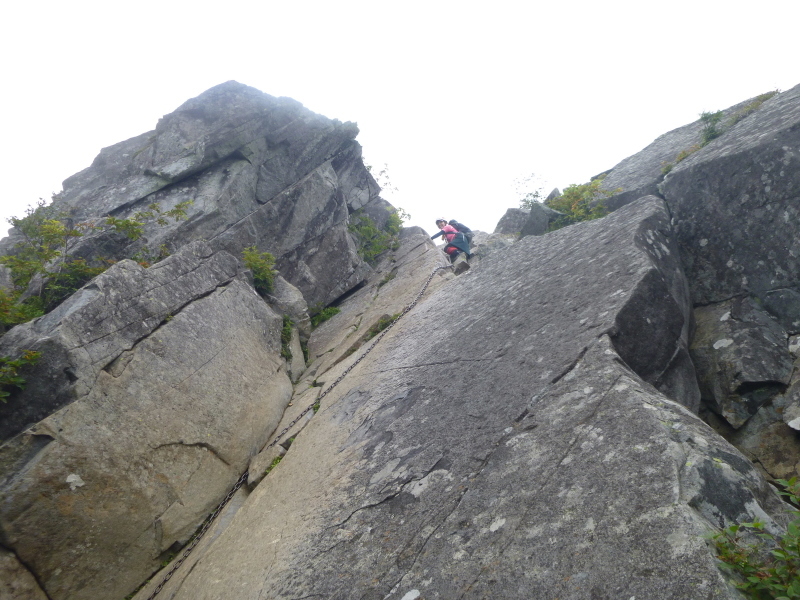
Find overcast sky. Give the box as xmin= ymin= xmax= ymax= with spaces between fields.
xmin=2 ymin=1 xmax=798 ymax=239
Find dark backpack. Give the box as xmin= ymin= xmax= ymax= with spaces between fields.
xmin=449 ymin=220 xmax=473 ymax=242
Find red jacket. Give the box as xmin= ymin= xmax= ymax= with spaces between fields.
xmin=437 ymin=224 xmax=458 ymax=243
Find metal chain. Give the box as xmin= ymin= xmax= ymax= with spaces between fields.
xmin=145 ymin=263 xmax=452 ymax=599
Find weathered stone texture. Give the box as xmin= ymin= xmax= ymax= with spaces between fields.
xmin=598 ymin=93 xmax=783 ymax=212
xmin=661 ymin=84 xmax=800 ymax=317
xmin=493 ymin=207 xmax=529 ymax=233
xmin=691 ymin=298 xmax=793 ymax=428
xmin=0 ymin=241 xmax=241 ymax=441
xmin=0 ymin=243 xmax=293 ymax=600
xmin=137 ymin=197 xmax=781 ymax=600
xmin=0 ymin=548 xmax=48 ymax=600
xmin=0 ymin=81 xmax=389 ymax=309
xmin=519 ymin=202 xmax=564 ymax=238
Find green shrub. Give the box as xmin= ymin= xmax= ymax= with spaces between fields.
xmin=0 ymin=350 xmax=41 ymax=402
xmin=712 ymin=477 xmax=800 ymax=598
xmin=348 ymin=208 xmax=409 ymax=265
xmin=364 ymin=313 xmax=400 ymax=341
xmin=242 ymin=247 xmax=276 ymax=296
xmin=280 ymin=315 xmax=293 ymax=361
xmin=0 ymin=198 xmax=192 ymax=328
xmin=728 ymin=91 xmax=779 ymax=127
xmin=700 ymin=110 xmax=725 ymax=145
xmin=310 ymin=306 xmax=340 ymax=329
xmin=544 ymin=179 xmax=614 ymax=231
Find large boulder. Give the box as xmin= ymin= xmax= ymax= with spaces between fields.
xmin=0 ymin=242 xmax=293 ymax=600
xmin=519 ymin=201 xmax=563 ymax=238
xmin=126 ymin=197 xmax=785 ymax=600
xmin=690 ymin=297 xmax=793 ymax=428
xmin=493 ymin=207 xmax=529 ymax=234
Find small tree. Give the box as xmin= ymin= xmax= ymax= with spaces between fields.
xmin=514 ymin=173 xmax=547 ymax=210
xmin=242 ymin=247 xmax=277 ymax=296
xmin=544 ymin=179 xmax=614 ymax=231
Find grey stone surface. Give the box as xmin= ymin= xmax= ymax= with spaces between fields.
xmin=0 ymin=241 xmax=241 ymax=442
xmin=0 ymin=81 xmax=391 ymax=310
xmin=597 ymin=93 xmax=781 ymax=212
xmin=248 ymin=444 xmax=287 ymax=487
xmin=702 ymin=348 xmax=800 ymax=481
xmin=469 ymin=230 xmax=517 ymax=260
xmin=691 ymin=297 xmax=793 ymax=428
xmin=0 ymin=548 xmax=48 ymax=600
xmin=519 ymin=201 xmax=563 ymax=238
xmin=143 ymin=197 xmax=777 ymax=599
xmin=287 ymin=325 xmax=306 ymax=382
xmin=306 ymin=226 xmax=450 ymax=377
xmin=0 ymin=243 xmax=293 ymax=600
xmin=131 ymin=487 xmax=250 ymax=600
xmin=267 ymin=274 xmax=311 ymax=339
xmin=660 ymin=84 xmax=800 ymax=318
xmin=493 ymin=207 xmax=529 ymax=234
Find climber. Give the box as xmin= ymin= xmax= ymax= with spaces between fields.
xmin=431 ymin=218 xmax=471 ymax=263
xmin=448 ymin=219 xmax=474 ymax=242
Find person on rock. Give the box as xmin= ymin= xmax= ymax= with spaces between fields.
xmin=431 ymin=218 xmax=471 ymax=263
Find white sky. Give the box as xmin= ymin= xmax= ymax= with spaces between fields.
xmin=2 ymin=0 xmax=798 ymax=239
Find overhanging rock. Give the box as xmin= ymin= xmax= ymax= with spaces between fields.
xmin=137 ymin=197 xmax=787 ymax=599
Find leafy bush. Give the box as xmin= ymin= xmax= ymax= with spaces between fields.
xmin=712 ymin=477 xmax=800 ymax=598
xmin=544 ymin=179 xmax=614 ymax=231
xmin=0 ymin=350 xmax=41 ymax=402
xmin=0 ymin=198 xmax=192 ymax=328
xmin=310 ymin=306 xmax=340 ymax=329
xmin=700 ymin=110 xmax=725 ymax=145
xmin=280 ymin=315 xmax=293 ymax=361
xmin=663 ymin=93 xmax=778 ymax=175
xmin=364 ymin=313 xmax=400 ymax=341
xmin=348 ymin=209 xmax=409 ymax=265
xmin=242 ymin=247 xmax=276 ymax=296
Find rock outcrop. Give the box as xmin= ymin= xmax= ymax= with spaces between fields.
xmin=133 ymin=197 xmax=788 ymax=600
xmin=1 ymin=81 xmax=391 ymax=309
xmin=2 ymin=81 xmax=800 ymax=600
xmin=0 ymin=242 xmax=293 ymax=600
xmin=493 ymin=207 xmax=530 ymax=234
xmin=594 ymin=83 xmax=800 ymax=479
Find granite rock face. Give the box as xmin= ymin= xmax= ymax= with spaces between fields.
xmin=0 ymin=242 xmax=293 ymax=600
xmin=597 ymin=93 xmax=781 ymax=213
xmin=519 ymin=201 xmax=563 ymax=238
xmin=691 ymin=297 xmax=793 ymax=428
xmin=660 ymin=84 xmax=800 ymax=320
xmin=130 ymin=197 xmax=784 ymax=600
xmin=591 ymin=84 xmax=800 ymax=477
xmin=1 ymin=81 xmax=389 ymax=308
xmin=4 ymin=81 xmax=800 ymax=600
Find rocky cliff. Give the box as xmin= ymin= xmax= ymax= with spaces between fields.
xmin=1 ymin=81 xmax=799 ymax=600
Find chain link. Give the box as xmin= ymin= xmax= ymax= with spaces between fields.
xmin=144 ymin=263 xmax=452 ymax=599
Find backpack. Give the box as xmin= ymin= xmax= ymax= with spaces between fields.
xmin=448 ymin=220 xmax=473 ymax=242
